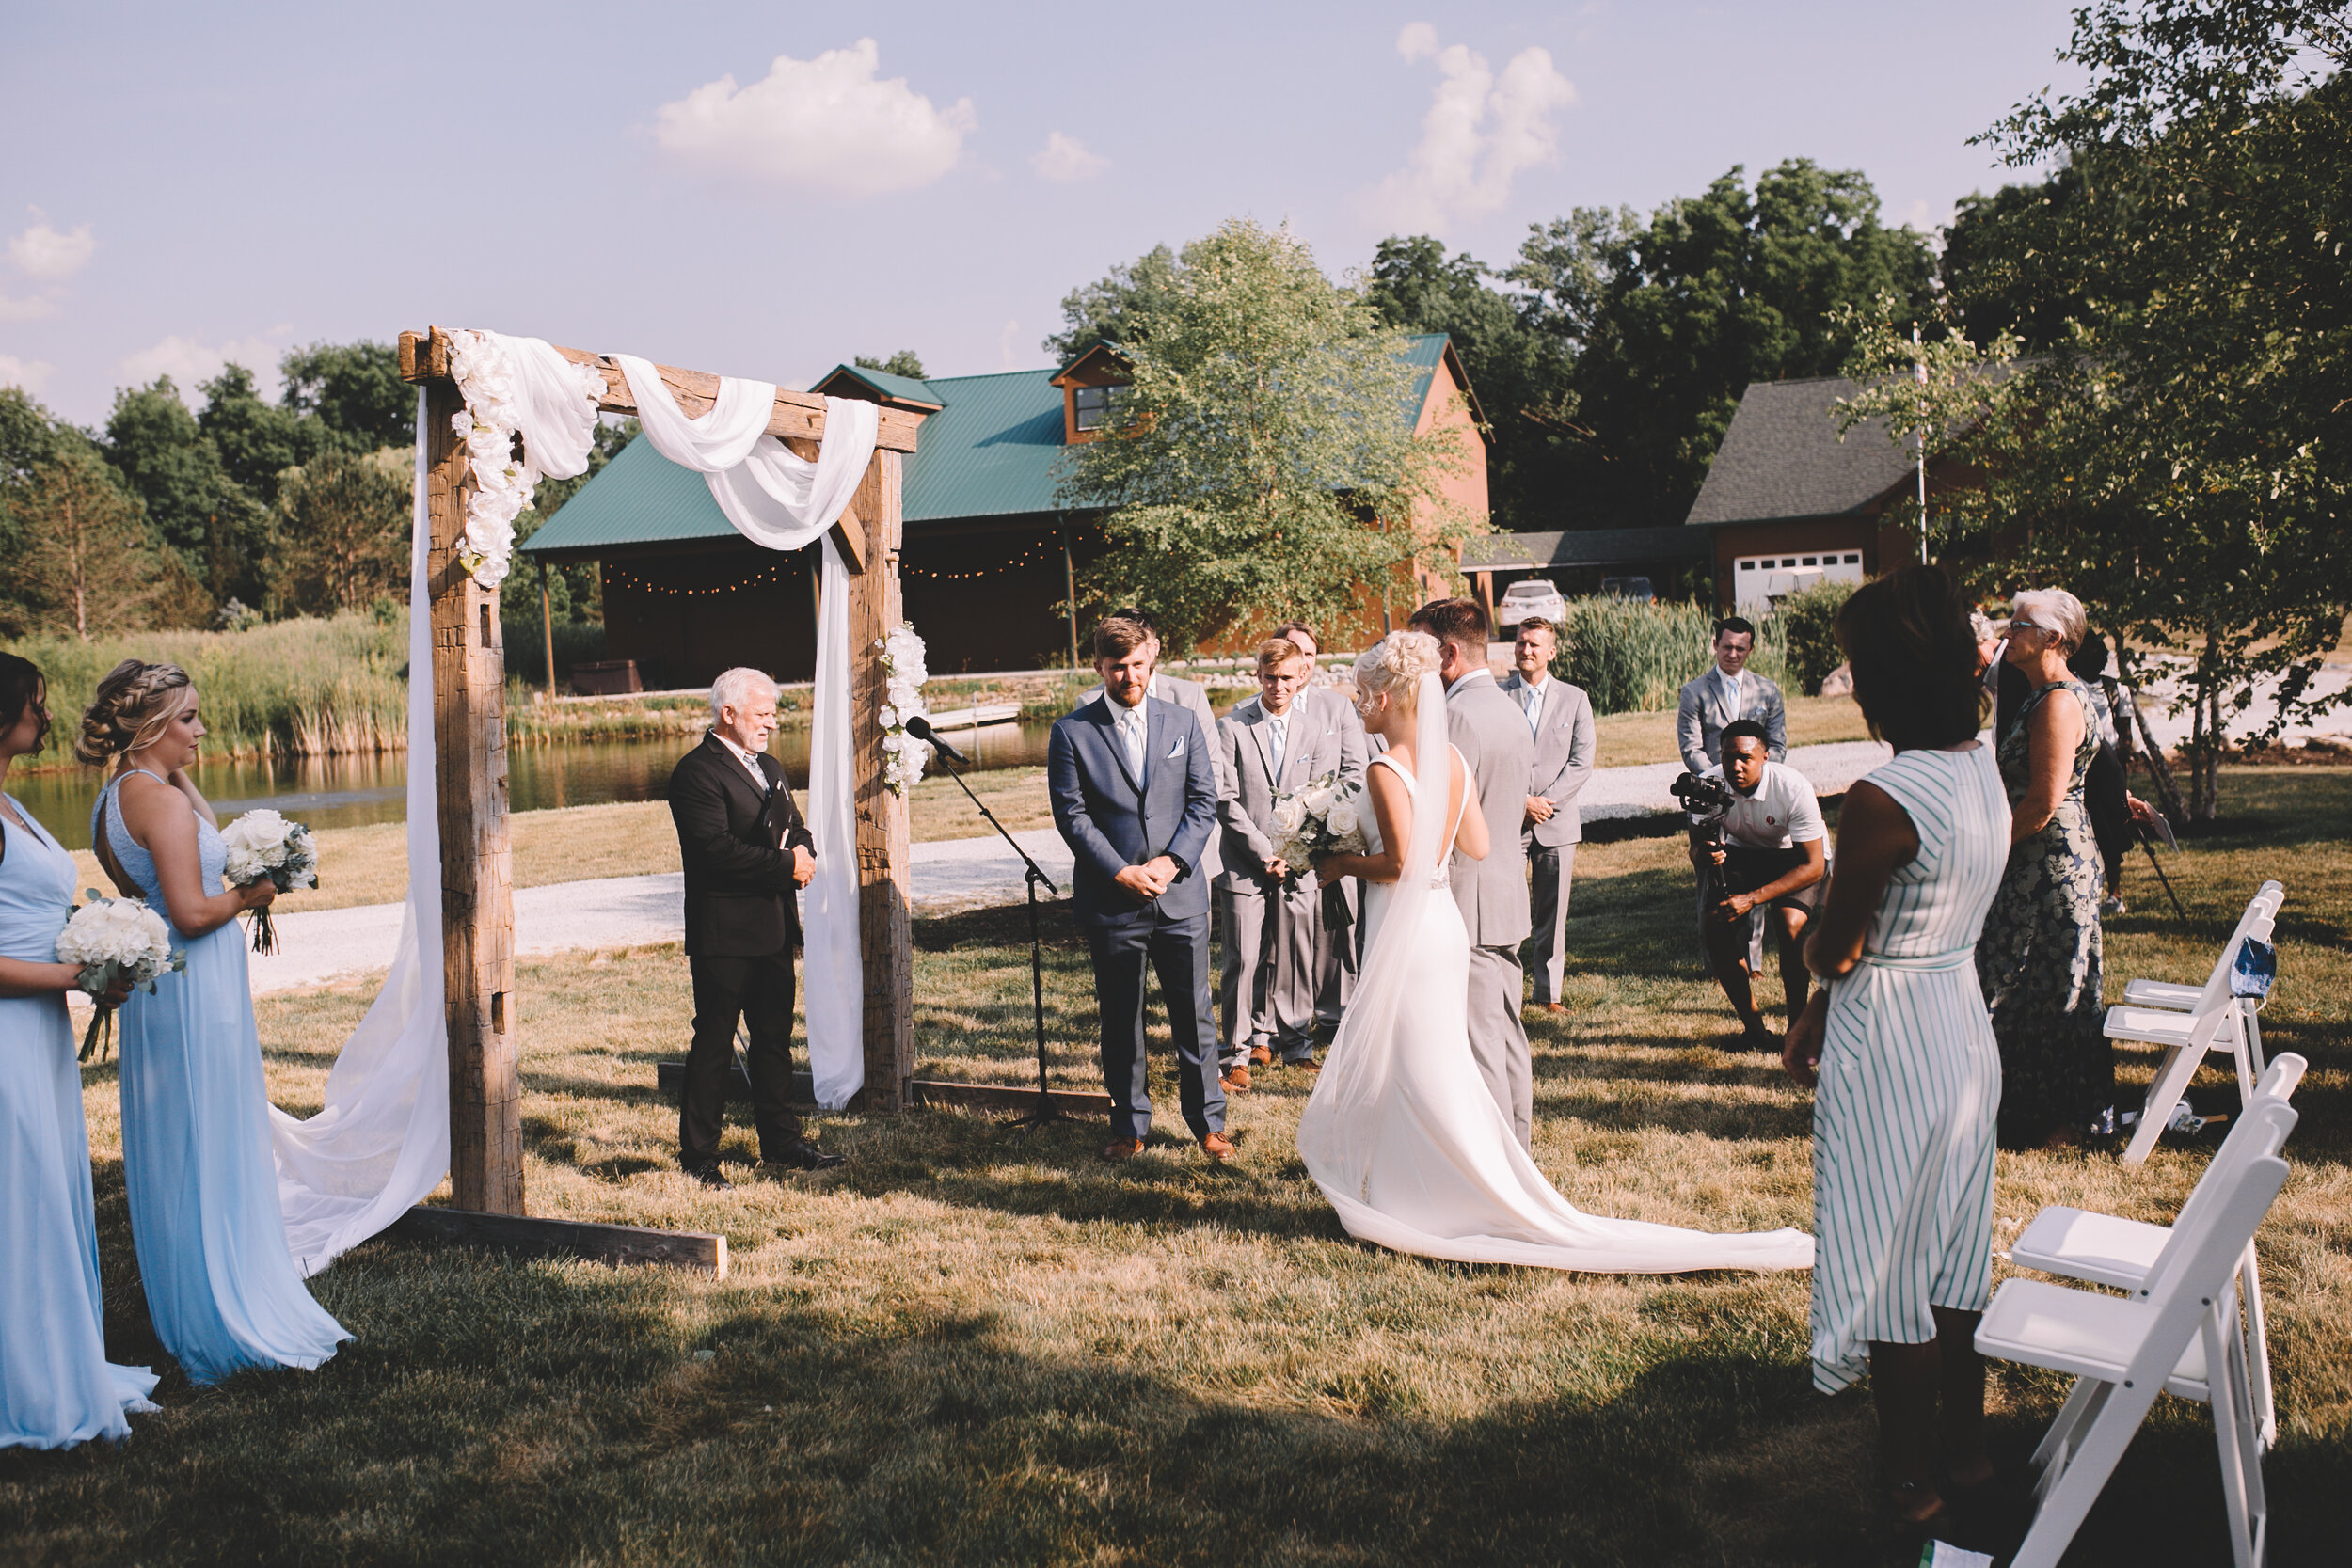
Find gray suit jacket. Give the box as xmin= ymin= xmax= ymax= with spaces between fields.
xmin=1301 ymin=685 xmax=1368 ymax=788
xmin=1499 ymin=673 xmax=1597 ymax=848
xmin=1084 ymin=672 xmax=1225 ymax=871
xmin=1216 ymin=695 xmax=1349 ymax=885
xmin=1676 ymin=669 xmax=1787 ymax=777
xmin=1444 ymin=669 xmax=1534 ymax=947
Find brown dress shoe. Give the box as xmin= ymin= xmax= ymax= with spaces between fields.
xmin=1221 ymin=1065 xmax=1252 ymax=1093
xmin=1200 ymin=1132 xmax=1236 ymax=1163
xmin=1249 ymin=1044 xmax=1274 ymax=1066
xmin=1098 ymin=1136 xmax=1144 ymax=1162
xmin=1545 ymin=1002 xmax=1568 ymax=1014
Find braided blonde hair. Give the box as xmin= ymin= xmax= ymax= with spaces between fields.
xmin=1351 ymin=631 xmax=1441 ymax=714
xmin=75 ymin=659 xmax=193 ymax=767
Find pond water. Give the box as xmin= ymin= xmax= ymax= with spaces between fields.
xmin=7 ymin=720 xmax=1059 ymax=852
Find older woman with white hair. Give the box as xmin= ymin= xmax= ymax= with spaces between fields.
xmin=1977 ymin=589 xmax=2125 ymax=1148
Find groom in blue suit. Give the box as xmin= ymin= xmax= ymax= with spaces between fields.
xmin=1048 ymin=615 xmax=1232 ymax=1164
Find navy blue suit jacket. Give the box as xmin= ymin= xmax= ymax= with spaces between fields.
xmin=1048 ymin=694 xmax=1216 ymax=927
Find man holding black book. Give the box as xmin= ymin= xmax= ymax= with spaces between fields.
xmin=668 ymin=667 xmax=845 ymax=1188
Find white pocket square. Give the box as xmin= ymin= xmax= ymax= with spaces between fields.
xmin=1168 ymin=738 xmax=1185 ymax=757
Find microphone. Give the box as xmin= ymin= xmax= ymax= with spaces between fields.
xmin=902 ymin=713 xmax=967 ymax=765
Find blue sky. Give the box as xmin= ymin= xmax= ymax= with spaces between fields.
xmin=1 ymin=1 xmax=2086 ymax=425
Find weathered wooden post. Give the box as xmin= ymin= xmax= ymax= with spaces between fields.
xmin=847 ymin=451 xmax=914 ymax=1110
xmin=418 ymin=363 xmax=525 ymax=1215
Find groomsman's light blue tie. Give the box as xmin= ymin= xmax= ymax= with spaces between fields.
xmin=1268 ymin=713 xmax=1287 ymax=780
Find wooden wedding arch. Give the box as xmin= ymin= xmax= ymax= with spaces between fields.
xmin=395 ymin=327 xmax=924 ymax=1260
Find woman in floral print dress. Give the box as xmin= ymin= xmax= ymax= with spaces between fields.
xmin=1977 ymin=588 xmax=2145 ymax=1148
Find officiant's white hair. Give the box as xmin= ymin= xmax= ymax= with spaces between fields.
xmin=1353 ymin=632 xmax=1441 ymax=711
xmin=709 ymin=667 xmax=777 ymax=717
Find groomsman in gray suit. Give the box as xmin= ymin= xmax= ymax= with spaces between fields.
xmin=1676 ymin=615 xmax=1787 ymax=776
xmin=1498 ymin=617 xmax=1596 ymax=1013
xmin=1215 ymin=639 xmax=1349 ymax=1082
xmin=1408 ymin=597 xmax=1537 ymax=1149
xmin=1272 ymin=620 xmax=1368 ymax=1041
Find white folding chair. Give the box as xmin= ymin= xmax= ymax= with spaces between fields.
xmin=2013 ymin=1053 xmax=2306 ymax=1449
xmin=2122 ymin=882 xmax=2282 ymax=1011
xmin=1979 ymin=1099 xmax=2296 ymax=1568
xmin=2112 ymin=908 xmax=2276 ymax=1167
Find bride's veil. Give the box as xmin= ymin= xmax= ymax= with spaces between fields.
xmin=1296 ymin=667 xmax=1448 ymax=1200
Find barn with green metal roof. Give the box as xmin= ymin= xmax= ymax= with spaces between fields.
xmin=520 ymin=335 xmax=1486 ymax=687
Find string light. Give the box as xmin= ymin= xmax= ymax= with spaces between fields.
xmin=600 ymin=561 xmax=805 ymax=598
xmin=901 ymin=537 xmax=1063 ymax=580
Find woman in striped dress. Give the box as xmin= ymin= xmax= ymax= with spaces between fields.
xmin=1784 ymin=566 xmax=2011 ymax=1529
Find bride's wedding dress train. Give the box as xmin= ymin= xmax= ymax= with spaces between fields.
xmin=1296 ymin=680 xmax=1812 ymax=1275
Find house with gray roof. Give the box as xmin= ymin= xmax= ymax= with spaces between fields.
xmin=521 ymin=334 xmax=1485 ymax=686
xmin=1682 ymin=375 xmax=1936 ymax=613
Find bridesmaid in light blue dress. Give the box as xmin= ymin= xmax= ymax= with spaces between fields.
xmin=81 ymin=660 xmax=348 ymax=1385
xmin=0 ymin=656 xmax=159 ymax=1447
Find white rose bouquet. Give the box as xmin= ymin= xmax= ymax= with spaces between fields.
xmin=218 ymin=809 xmax=318 ymax=954
xmin=56 ymin=891 xmax=184 ymax=1062
xmin=1267 ymin=770 xmax=1370 ymax=891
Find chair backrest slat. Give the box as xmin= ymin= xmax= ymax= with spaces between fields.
xmin=2141 ymin=1099 xmax=2296 ymax=1301
xmin=2125 ymin=1151 xmax=2290 ymax=1391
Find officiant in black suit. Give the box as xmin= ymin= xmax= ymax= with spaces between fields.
xmin=668 ymin=667 xmax=843 ymax=1189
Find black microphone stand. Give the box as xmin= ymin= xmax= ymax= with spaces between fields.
xmin=925 ymin=735 xmax=1071 ymax=1132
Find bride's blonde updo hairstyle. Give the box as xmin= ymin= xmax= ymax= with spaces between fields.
xmin=75 ymin=659 xmax=193 ymax=767
xmin=1352 ymin=631 xmax=1442 ymax=714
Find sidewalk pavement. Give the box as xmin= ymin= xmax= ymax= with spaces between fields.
xmin=242 ymin=736 xmax=1894 ymax=996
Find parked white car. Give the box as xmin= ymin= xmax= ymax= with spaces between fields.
xmin=1497 ymin=578 xmax=1566 ymax=627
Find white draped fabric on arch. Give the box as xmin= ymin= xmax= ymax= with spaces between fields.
xmin=268 ymin=333 xmax=877 ymax=1275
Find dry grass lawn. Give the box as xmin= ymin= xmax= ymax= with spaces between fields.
xmin=8 ymin=769 xmax=2347 ymax=1566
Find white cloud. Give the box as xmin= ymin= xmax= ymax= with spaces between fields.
xmin=8 ymin=209 xmax=96 ymax=281
xmin=1363 ymin=24 xmax=1575 ymax=232
xmin=1031 ymin=131 xmax=1108 ymax=183
xmin=652 ymin=39 xmax=975 ymax=196
xmin=0 ymin=355 xmax=55 ymax=393
xmin=0 ymin=291 xmax=57 ymax=322
xmin=117 ymin=333 xmax=288 ymax=402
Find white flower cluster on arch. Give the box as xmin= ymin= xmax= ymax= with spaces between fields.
xmin=877 ymin=621 xmax=930 ymax=796
xmin=444 ymin=329 xmax=605 ymax=590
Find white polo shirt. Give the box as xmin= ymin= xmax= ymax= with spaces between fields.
xmin=1699 ymin=760 xmax=1825 ymax=849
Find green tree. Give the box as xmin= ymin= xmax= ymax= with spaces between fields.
xmin=853 ymin=351 xmax=928 ymax=379
xmin=1057 ymin=218 xmax=1474 ymax=651
xmin=199 ymin=363 xmax=326 ymax=503
xmin=1042 ymin=244 xmax=1183 ymax=361
xmin=1851 ymin=1 xmax=2351 ymax=819
xmin=1508 ymin=159 xmax=1938 ymax=529
xmin=1364 ymin=235 xmax=1569 ymax=532
xmin=7 ymin=450 xmax=177 ymax=640
xmin=279 ymin=340 xmax=414 ymax=451
xmin=101 ymin=377 xmax=266 ymax=617
xmin=277 ymin=449 xmax=410 ymax=614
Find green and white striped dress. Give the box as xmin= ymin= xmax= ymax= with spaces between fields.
xmin=1810 ymin=743 xmax=2011 ymax=1393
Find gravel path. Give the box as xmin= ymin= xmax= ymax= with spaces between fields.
xmin=239 ymin=738 xmax=1894 ymax=995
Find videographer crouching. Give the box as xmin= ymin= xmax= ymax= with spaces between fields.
xmin=1682 ymin=719 xmax=1827 ymax=1050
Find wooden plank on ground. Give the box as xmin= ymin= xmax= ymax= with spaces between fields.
xmin=910 ymin=1080 xmax=1116 ymax=1115
xmin=389 ymin=1206 xmax=726 ymax=1276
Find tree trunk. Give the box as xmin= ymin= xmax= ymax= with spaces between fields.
xmin=2185 ymin=628 xmax=2222 ymax=823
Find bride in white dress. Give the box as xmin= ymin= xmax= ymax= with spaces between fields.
xmin=1298 ymin=633 xmax=1813 ymax=1273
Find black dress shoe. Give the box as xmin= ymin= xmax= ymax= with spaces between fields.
xmin=761 ymin=1138 xmax=846 ymax=1172
xmin=685 ymin=1164 xmax=734 ymax=1191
